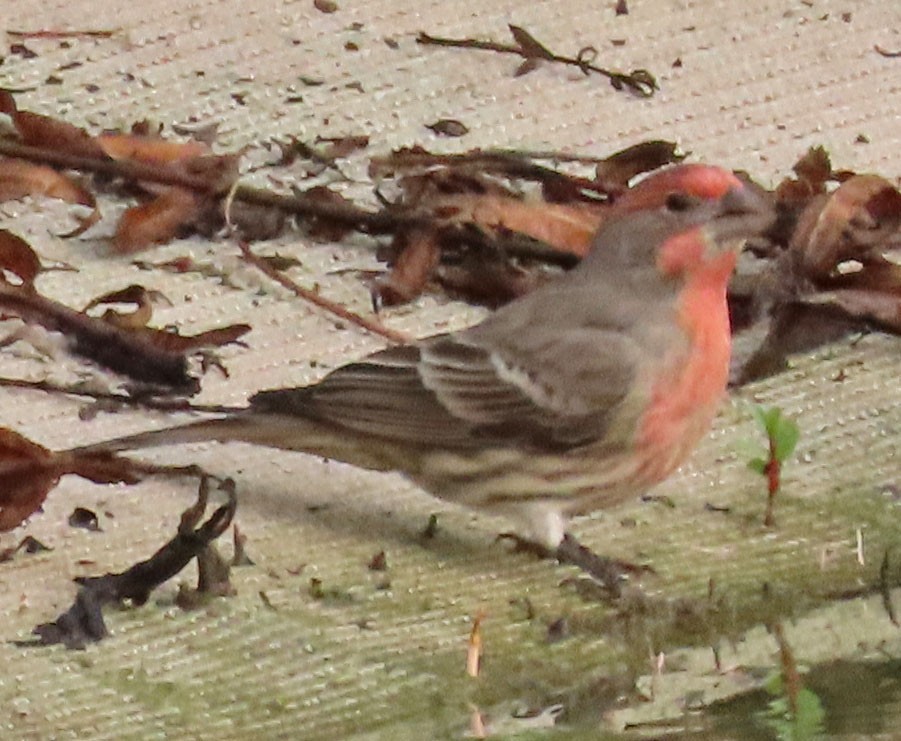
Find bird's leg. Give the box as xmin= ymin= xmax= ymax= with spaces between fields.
xmin=499 ymin=532 xmax=651 ymax=598
xmin=555 ymin=533 xmax=636 ymax=597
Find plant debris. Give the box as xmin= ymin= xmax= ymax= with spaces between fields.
xmin=0 ymin=90 xmax=898 ymax=388
xmin=417 ymin=26 xmax=658 ymax=96
xmin=0 ymin=230 xmax=249 ymax=390
xmin=19 ymin=476 xmax=236 ymax=649
xmin=425 ymin=119 xmax=469 ymax=138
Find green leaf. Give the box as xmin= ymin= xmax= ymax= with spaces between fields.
xmin=773 ymin=417 xmax=800 ymax=463
xmin=748 ymin=457 xmax=768 ymax=475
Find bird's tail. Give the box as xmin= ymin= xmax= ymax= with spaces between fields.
xmin=69 ymin=415 xmax=251 ymax=456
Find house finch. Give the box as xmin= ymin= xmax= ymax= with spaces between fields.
xmin=77 ymin=165 xmax=773 ymax=590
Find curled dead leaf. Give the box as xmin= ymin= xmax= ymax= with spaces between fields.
xmin=0 ymin=428 xmax=63 ymax=531
xmin=83 ymin=284 xmax=164 ymax=329
xmin=791 ymin=175 xmax=901 ymax=281
xmin=0 ymin=427 xmax=146 ymax=531
xmin=97 ymin=132 xmax=210 ymax=164
xmin=594 ymin=140 xmax=684 ymax=192
xmin=114 ymin=187 xmax=204 ymax=253
xmin=373 ymin=229 xmax=442 ymax=306
xmin=0 ymin=229 xmax=42 ymax=287
xmin=0 ymin=90 xmax=107 ymax=160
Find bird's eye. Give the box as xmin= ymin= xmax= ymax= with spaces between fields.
xmin=665 ymin=192 xmax=695 ymax=212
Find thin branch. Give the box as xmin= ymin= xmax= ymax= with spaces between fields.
xmin=0 ymin=377 xmax=243 ymax=413
xmin=0 ymin=139 xmax=428 ymax=234
xmin=236 ymin=241 xmax=411 ymax=344
xmin=416 ymin=27 xmax=657 ymax=96
xmin=0 ymin=139 xmax=583 ymax=267
xmin=7 ymin=28 xmax=118 ymax=39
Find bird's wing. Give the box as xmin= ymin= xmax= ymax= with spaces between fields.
xmin=249 ymin=329 xmax=645 ymax=452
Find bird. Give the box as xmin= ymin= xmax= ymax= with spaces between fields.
xmin=74 ymin=164 xmax=774 ymax=590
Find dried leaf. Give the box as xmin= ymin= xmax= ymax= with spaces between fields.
xmin=0 ymin=428 xmax=64 ymax=531
xmin=425 ymin=119 xmax=469 ymax=138
xmin=113 ymin=187 xmax=204 ymax=253
xmin=97 ymin=132 xmax=210 ymax=164
xmin=373 ymin=229 xmax=442 ymax=306
xmin=138 ymin=322 xmax=251 ymax=353
xmin=0 ymin=279 xmax=195 ymax=389
xmin=0 ymin=229 xmax=42 ymax=287
xmin=0 ymin=90 xmax=107 ymax=160
xmin=791 ymin=175 xmax=901 ymax=280
xmin=314 ymin=134 xmax=370 ymax=160
xmin=83 ymin=284 xmax=159 ymax=329
xmin=0 ymin=159 xmax=95 ymax=206
xmin=0 ymin=159 xmax=100 ymax=235
xmin=594 ymin=140 xmax=684 ymax=191
xmin=508 ymin=25 xmax=554 ymax=60
xmin=775 ymin=145 xmax=836 ymax=204
xmin=301 ymin=186 xmax=357 ymax=241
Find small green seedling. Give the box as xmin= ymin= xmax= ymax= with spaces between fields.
xmin=748 ymin=405 xmax=800 ymax=527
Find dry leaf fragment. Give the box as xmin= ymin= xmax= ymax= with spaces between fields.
xmin=425 ymin=119 xmax=470 ymax=138
xmin=373 ymin=229 xmax=442 ymax=307
xmin=466 ymin=611 xmax=486 ymax=677
xmin=594 ymin=140 xmax=684 ymax=192
xmin=113 ymin=187 xmax=205 ymax=253
xmin=791 ymin=175 xmax=901 ymax=281
xmin=0 ymin=428 xmax=141 ymax=531
xmin=0 ymin=159 xmax=94 ymax=206
xmin=0 ymin=90 xmax=107 ymax=160
xmin=0 ymin=159 xmax=100 ymax=236
xmin=83 ymin=284 xmax=162 ymax=329
xmin=0 ymin=230 xmax=42 ymax=286
xmin=0 ymin=428 xmax=66 ymax=531
xmin=97 ymin=132 xmax=210 ymax=164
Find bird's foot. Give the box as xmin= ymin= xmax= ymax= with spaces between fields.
xmin=498 ymin=532 xmax=652 ymax=598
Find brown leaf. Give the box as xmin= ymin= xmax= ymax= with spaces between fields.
xmin=83 ymin=284 xmax=159 ymax=329
xmin=314 ymin=134 xmax=370 ymax=160
xmin=0 ymin=90 xmax=107 ymax=160
xmin=373 ymin=229 xmax=443 ymax=306
xmin=113 ymin=187 xmax=204 ymax=253
xmin=0 ymin=280 xmax=195 ymax=389
xmin=775 ymin=145 xmax=835 ymax=204
xmin=427 ymin=193 xmax=603 ymax=256
xmin=0 ymin=427 xmax=148 ymax=531
xmin=594 ymin=140 xmax=684 ymax=192
xmin=0 ymin=229 xmax=42 ymax=287
xmin=97 ymin=132 xmax=210 ymax=164
xmin=425 ymin=119 xmax=469 ymax=138
xmin=0 ymin=428 xmax=63 ymax=531
xmin=0 ymin=159 xmax=95 ymax=206
xmin=301 ymin=186 xmax=357 ymax=241
xmin=137 ymin=322 xmax=251 ymax=353
xmin=0 ymin=159 xmax=100 ymax=237
xmin=791 ymin=175 xmax=901 ymax=281
xmin=508 ymin=25 xmax=554 ymax=60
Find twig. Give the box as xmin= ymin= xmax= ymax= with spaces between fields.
xmin=0 ymin=139 xmax=427 ymax=234
xmin=0 ymin=377 xmax=242 ymax=414
xmin=416 ymin=26 xmax=657 ymax=96
xmin=7 ymin=28 xmax=118 ymax=39
xmin=236 ymin=241 xmax=411 ymax=344
xmin=0 ymin=139 xmax=583 ymax=267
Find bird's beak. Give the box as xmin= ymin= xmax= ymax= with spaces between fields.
xmin=714 ymin=183 xmax=775 ymax=242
